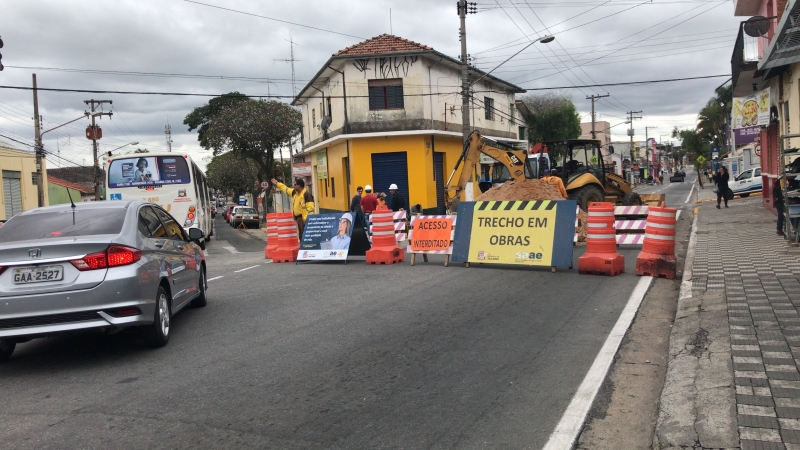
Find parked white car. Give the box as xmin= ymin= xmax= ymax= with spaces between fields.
xmin=728 ymin=167 xmax=763 ymax=197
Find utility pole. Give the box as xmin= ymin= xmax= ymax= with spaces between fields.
xmin=84 ymin=99 xmax=113 ymax=201
xmin=458 ymin=1 xmax=477 ymax=145
xmin=32 ymin=74 xmax=45 ymax=207
xmin=165 ymin=124 xmax=172 ymax=152
xmin=586 ymin=94 xmax=609 ymax=139
xmin=627 ymin=110 xmax=642 ymax=160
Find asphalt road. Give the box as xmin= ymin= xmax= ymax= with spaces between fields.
xmin=1 ymin=203 xmax=670 ymax=449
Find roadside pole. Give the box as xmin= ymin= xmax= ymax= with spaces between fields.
xmin=32 ymin=74 xmax=45 ymax=207
xmin=84 ymin=99 xmax=113 ymax=201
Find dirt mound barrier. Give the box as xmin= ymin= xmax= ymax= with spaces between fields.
xmin=475 ymin=179 xmax=586 ymax=242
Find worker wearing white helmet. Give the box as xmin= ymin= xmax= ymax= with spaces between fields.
xmin=360 ymin=184 xmax=378 ymax=213
xmin=388 ymin=183 xmax=407 ymax=213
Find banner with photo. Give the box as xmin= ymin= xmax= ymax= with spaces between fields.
xmin=298 ymin=213 xmax=354 ymax=261
xmin=732 ymin=89 xmax=770 ymax=129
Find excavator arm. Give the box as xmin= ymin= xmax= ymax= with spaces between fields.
xmin=444 ymin=131 xmax=531 ymax=213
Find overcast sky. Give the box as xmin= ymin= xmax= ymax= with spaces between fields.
xmin=0 ymin=0 xmax=742 ymax=171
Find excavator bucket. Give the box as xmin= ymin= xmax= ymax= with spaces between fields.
xmin=638 ymin=193 xmax=666 ymax=206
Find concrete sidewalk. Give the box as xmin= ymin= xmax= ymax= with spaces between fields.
xmin=654 ymin=196 xmax=800 ymax=449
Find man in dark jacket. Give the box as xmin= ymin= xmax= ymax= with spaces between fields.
xmin=350 ymin=186 xmax=363 ymax=215
xmin=388 ymin=183 xmax=406 ymax=213
xmin=713 ymin=167 xmax=730 ymax=209
xmin=774 ymin=177 xmax=785 ymax=236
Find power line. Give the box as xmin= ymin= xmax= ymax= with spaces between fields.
xmin=4 ymin=65 xmax=302 ymax=84
xmin=183 ymin=0 xmax=367 ymax=40
xmin=521 ymin=74 xmax=730 ymax=90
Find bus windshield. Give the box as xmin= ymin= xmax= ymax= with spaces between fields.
xmin=108 ymin=155 xmax=191 ymax=188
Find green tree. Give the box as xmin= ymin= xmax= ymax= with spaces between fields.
xmin=697 ymin=83 xmax=732 ymax=154
xmin=183 ymin=92 xmax=249 ymax=149
xmin=206 ymin=152 xmax=259 ymax=199
xmin=672 ymin=126 xmax=709 ymax=168
xmin=520 ymin=92 xmax=582 ymax=145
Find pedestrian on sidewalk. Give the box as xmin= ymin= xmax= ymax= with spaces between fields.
xmin=271 ymin=177 xmax=315 ymax=237
xmin=713 ymin=166 xmax=730 ymax=208
xmin=774 ymin=176 xmax=785 ymax=236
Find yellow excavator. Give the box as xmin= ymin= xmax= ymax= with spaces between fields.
xmin=444 ymin=131 xmax=533 ymax=213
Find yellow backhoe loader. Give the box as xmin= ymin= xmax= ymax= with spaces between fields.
xmin=444 ymin=131 xmax=533 ymax=213
xmin=535 ymin=139 xmax=664 ymax=211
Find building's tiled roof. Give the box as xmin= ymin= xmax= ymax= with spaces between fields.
xmin=47 ymin=175 xmax=95 ymax=194
xmin=334 ymin=34 xmax=433 ymax=57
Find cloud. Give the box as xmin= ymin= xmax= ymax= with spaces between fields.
xmin=0 ymin=0 xmax=742 ymax=169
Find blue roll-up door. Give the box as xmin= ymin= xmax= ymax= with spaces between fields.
xmin=434 ymin=152 xmax=445 ymax=214
xmin=371 ymin=152 xmax=409 ymax=210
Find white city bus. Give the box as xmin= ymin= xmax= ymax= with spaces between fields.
xmin=105 ymin=153 xmax=213 ymax=245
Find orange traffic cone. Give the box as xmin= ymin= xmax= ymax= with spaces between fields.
xmin=578 ymin=202 xmax=625 ymax=276
xmin=635 ymin=203 xmax=677 ymax=278
xmin=366 ymin=206 xmax=404 ymax=265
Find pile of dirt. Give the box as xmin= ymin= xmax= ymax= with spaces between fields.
xmin=475 ymin=179 xmax=563 ymax=202
xmin=475 ymin=179 xmax=587 ymax=243
xmin=576 ymin=209 xmax=588 ymax=243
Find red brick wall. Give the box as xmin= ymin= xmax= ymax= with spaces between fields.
xmin=778 ymin=0 xmax=789 ymax=20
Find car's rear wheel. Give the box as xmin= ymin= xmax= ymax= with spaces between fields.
xmin=144 ymin=286 xmax=170 ymax=348
xmin=191 ymin=266 xmax=207 ymax=308
xmin=0 ymin=339 xmax=16 ymax=362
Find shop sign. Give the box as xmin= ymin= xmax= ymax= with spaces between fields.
xmin=292 ymin=162 xmax=312 ymax=177
xmin=733 ymin=89 xmax=770 ymax=129
xmin=316 ymin=151 xmax=328 ymax=180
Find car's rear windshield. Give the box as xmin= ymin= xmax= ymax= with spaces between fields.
xmin=241 ymin=208 xmax=257 ymax=214
xmin=0 ymin=208 xmax=126 ymax=242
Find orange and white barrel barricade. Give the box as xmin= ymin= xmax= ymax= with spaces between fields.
xmin=366 ymin=206 xmax=404 ymax=265
xmin=635 ymin=203 xmax=677 ymax=279
xmin=264 ymin=213 xmax=279 ymax=259
xmin=271 ymin=212 xmax=300 ymax=263
xmin=578 ymin=202 xmax=625 ymax=276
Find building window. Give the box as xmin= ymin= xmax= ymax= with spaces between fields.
xmin=509 ymin=103 xmax=515 ymax=123
xmin=312 ymin=109 xmax=316 ymax=128
xmin=31 ymin=172 xmax=37 ymax=184
xmin=368 ymin=79 xmax=404 ymax=110
xmin=327 ymin=97 xmax=332 ymax=121
xmin=518 ymin=126 xmax=526 ymax=141
xmin=484 ymin=97 xmax=494 ymax=121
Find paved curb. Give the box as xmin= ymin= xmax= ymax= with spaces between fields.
xmin=653 ymin=207 xmax=739 ymax=449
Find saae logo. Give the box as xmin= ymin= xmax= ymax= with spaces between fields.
xmin=516 ymin=252 xmax=543 ymax=260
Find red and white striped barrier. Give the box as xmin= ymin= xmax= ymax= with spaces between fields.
xmin=614 ymin=205 xmax=649 ymax=245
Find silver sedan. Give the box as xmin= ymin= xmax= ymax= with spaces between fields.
xmin=0 ymin=200 xmax=207 ymax=360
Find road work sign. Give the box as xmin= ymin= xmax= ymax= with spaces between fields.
xmin=408 ymin=216 xmax=454 ymax=254
xmin=451 ymin=200 xmax=575 ymax=268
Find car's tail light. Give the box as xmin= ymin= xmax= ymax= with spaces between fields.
xmin=70 ymin=245 xmax=141 ymax=271
xmin=0 ymin=266 xmax=6 ymax=276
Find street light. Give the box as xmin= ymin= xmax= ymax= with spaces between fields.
xmin=106 ymin=141 xmax=140 ymax=157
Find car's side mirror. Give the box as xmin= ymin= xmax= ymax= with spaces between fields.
xmin=188 ymin=228 xmax=203 ymax=242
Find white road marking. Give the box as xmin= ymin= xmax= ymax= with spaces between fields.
xmin=234 ymin=265 xmax=259 ymax=273
xmin=684 ymin=182 xmax=696 ymax=204
xmin=223 ymin=246 xmax=239 ymax=254
xmin=207 ymin=276 xmax=224 ymax=282
xmin=676 ymin=210 xmax=682 ymax=221
xmin=679 ymin=213 xmax=699 ymax=300
xmin=542 ymin=276 xmax=654 ymax=450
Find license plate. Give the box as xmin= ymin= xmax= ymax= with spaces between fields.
xmin=12 ymin=265 xmax=64 ymax=284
